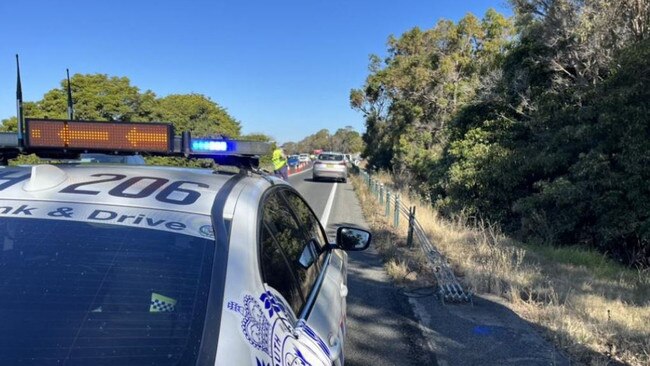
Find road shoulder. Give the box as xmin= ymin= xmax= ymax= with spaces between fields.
xmin=325 ymin=183 xmax=438 ymax=366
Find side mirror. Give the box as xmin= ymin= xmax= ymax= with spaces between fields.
xmin=336 ymin=227 xmax=371 ymax=251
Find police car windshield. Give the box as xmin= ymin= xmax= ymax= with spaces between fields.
xmin=0 ymin=217 xmax=214 ymax=366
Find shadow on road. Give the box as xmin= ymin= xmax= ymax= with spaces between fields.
xmin=328 ymin=220 xmax=606 ymax=366
xmin=303 ymin=178 xmax=347 ymax=183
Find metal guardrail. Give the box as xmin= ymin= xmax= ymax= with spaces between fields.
xmin=360 ymin=171 xmax=472 ymax=304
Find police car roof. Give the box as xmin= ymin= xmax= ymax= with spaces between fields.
xmin=0 ymin=164 xmax=257 ymax=217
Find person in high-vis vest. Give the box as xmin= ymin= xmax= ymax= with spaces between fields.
xmin=272 ymin=147 xmax=289 ymax=181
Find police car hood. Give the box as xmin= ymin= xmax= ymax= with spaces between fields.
xmin=0 ymin=164 xmax=236 ymax=238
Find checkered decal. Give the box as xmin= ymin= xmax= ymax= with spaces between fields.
xmin=151 ymin=298 xmax=175 ymax=312
xmin=149 ymin=293 xmax=177 ymax=313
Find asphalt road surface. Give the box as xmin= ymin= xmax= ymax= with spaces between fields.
xmin=289 ymin=168 xmax=569 ymax=366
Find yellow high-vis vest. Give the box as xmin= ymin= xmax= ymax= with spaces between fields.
xmin=272 ymin=148 xmax=286 ymax=170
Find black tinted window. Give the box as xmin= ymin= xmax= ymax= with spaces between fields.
xmin=283 ymin=190 xmax=328 ymax=268
xmin=0 ymin=218 xmax=214 ymax=366
xmin=260 ymin=192 xmax=321 ymax=314
xmin=259 ymin=225 xmax=303 ymax=313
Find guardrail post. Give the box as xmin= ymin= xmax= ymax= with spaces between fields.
xmin=379 ymin=184 xmax=384 ymax=204
xmin=385 ymin=191 xmax=391 ymax=217
xmin=394 ymin=194 xmax=400 ymax=228
xmin=407 ymin=206 xmax=416 ymax=247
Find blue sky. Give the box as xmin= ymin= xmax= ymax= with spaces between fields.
xmin=0 ymin=0 xmax=511 ymax=143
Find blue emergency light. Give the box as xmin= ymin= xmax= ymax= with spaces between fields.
xmin=183 ymin=134 xmax=270 ymax=168
xmin=191 ymin=139 xmax=229 ymax=153
xmin=187 ymin=135 xmax=270 ymax=157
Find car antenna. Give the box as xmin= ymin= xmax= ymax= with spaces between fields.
xmin=66 ymin=68 xmax=74 ymax=120
xmin=15 ymin=54 xmax=24 ymax=146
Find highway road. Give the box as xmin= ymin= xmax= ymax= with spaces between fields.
xmin=289 ymin=168 xmax=569 ymax=366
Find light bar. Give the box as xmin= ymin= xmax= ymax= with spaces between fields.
xmin=189 ymin=138 xmax=270 ymax=156
xmin=25 ymin=119 xmax=172 ymax=153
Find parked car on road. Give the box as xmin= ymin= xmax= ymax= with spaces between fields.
xmin=313 ymin=152 xmax=348 ymax=183
xmin=287 ymin=154 xmax=300 ymax=167
xmin=299 ymin=153 xmax=311 ymax=163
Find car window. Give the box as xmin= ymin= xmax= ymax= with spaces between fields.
xmin=318 ymin=153 xmax=343 ymax=161
xmin=0 ymin=217 xmax=214 ymax=366
xmin=259 ymin=224 xmax=304 ymax=314
xmin=283 ymin=190 xmax=329 ymax=267
xmin=260 ymin=191 xmax=321 ymax=315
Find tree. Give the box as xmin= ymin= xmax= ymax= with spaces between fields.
xmin=331 ymin=127 xmax=363 ymax=153
xmin=0 ymin=102 xmax=40 ymax=132
xmin=351 ymin=9 xmax=513 ymax=180
xmin=282 ymin=126 xmax=364 ymax=156
xmin=241 ymin=133 xmax=273 ymax=142
xmin=241 ymin=133 xmax=275 ymax=167
xmin=353 ymin=2 xmax=650 ymax=266
xmin=35 ymin=74 xmax=148 ymax=121
xmin=154 ymin=94 xmax=241 ymax=138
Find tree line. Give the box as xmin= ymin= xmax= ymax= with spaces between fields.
xmin=352 ymin=0 xmax=650 ymax=266
xmin=282 ymin=126 xmax=363 ymax=155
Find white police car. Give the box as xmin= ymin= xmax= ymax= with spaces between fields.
xmin=0 ymin=118 xmax=371 ymax=366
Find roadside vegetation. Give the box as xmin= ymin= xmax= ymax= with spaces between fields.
xmin=351 ymin=0 xmax=650 ymax=267
xmin=352 ymin=172 xmax=650 ymax=366
xmin=281 ymin=127 xmax=364 ymax=156
xmin=349 ymin=4 xmax=650 ymax=360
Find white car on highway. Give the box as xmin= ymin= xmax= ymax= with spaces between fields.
xmin=313 ymin=152 xmax=348 ymax=183
xmin=299 ymin=153 xmax=311 ymax=163
xmin=0 ymin=118 xmax=371 ymax=366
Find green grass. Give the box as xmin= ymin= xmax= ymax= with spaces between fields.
xmin=524 ymin=243 xmax=635 ymax=280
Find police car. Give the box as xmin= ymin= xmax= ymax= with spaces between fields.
xmin=0 ymin=118 xmax=371 ymax=365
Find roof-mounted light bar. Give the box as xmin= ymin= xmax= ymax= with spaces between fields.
xmin=6 ymin=59 xmax=268 ymax=168
xmin=0 ymin=119 xmax=271 ymax=168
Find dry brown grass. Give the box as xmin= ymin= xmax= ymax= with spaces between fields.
xmin=352 ymin=173 xmax=650 ymax=366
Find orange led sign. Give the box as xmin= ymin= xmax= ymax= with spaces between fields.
xmin=25 ymin=119 xmax=172 ymax=153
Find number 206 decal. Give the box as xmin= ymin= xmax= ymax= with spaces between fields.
xmin=0 ymin=171 xmax=208 ymax=206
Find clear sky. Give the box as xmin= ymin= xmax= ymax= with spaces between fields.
xmin=0 ymin=0 xmax=511 ymax=143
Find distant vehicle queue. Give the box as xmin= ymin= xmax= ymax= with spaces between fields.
xmin=288 ymin=152 xmax=361 ymax=164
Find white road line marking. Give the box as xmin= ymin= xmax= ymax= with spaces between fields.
xmin=320 ymin=182 xmax=338 ymax=229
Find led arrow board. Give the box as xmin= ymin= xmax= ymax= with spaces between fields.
xmin=25 ymin=119 xmax=173 ymax=153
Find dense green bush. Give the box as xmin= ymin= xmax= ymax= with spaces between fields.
xmin=353 ymin=1 xmax=650 ymax=266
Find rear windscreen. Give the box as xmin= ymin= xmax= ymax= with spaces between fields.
xmin=318 ymin=154 xmax=343 ymax=161
xmin=0 ymin=218 xmax=215 ymax=366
